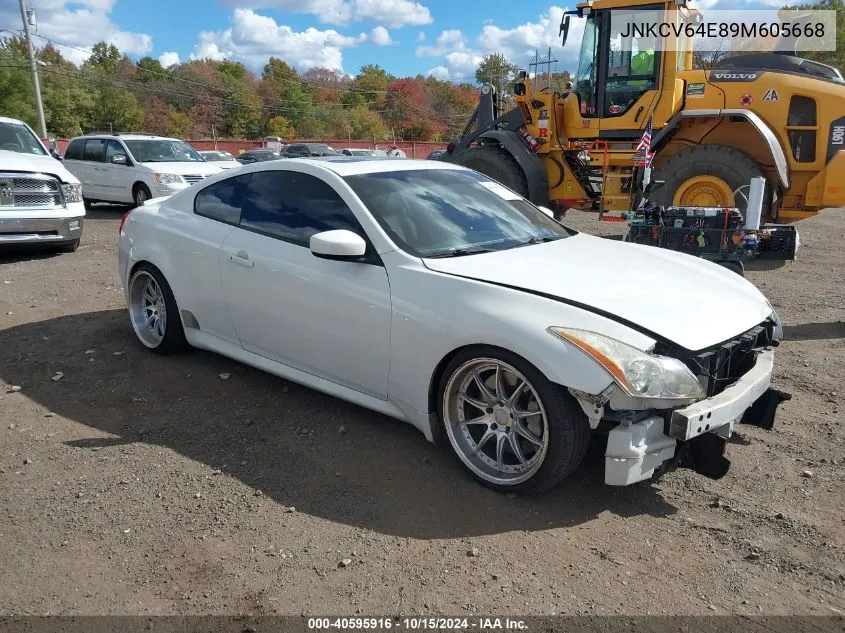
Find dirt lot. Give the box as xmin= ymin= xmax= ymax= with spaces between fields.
xmin=0 ymin=206 xmax=843 ymax=617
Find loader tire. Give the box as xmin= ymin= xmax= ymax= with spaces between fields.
xmin=450 ymin=146 xmax=529 ymax=198
xmin=650 ymin=145 xmax=766 ymax=216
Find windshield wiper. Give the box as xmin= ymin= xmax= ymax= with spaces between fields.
xmin=427 ymin=246 xmax=497 ymax=258
xmin=512 ymin=236 xmax=563 ymax=247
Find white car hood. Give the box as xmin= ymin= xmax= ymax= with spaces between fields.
xmin=203 ymin=160 xmax=239 ymax=169
xmin=0 ymin=149 xmax=79 ymax=183
xmin=423 ymin=232 xmax=773 ymax=351
xmin=139 ymin=161 xmax=222 ymax=176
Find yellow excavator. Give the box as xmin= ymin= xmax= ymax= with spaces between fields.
xmin=445 ymin=0 xmax=845 ymax=223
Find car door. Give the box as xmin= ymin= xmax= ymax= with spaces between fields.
xmin=62 ymin=139 xmax=96 ymax=198
xmin=168 ymin=173 xmax=251 ymax=345
xmin=81 ymin=139 xmax=108 ymax=199
xmin=219 ymin=168 xmax=391 ymax=399
xmin=103 ymin=140 xmax=135 ymax=203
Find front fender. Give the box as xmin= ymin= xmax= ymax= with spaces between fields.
xmin=479 ymin=130 xmax=550 ymax=206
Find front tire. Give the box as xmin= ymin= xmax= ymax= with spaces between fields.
xmin=132 ymin=183 xmax=152 ymax=208
xmin=59 ymin=239 xmax=80 ymax=253
xmin=438 ymin=346 xmax=590 ymax=494
xmin=127 ymin=264 xmax=188 ymax=355
xmin=449 ymin=146 xmax=529 ymax=198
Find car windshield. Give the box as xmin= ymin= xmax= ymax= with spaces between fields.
xmin=124 ymin=139 xmax=204 ymax=163
xmin=345 ymin=169 xmax=572 ymax=257
xmin=307 ymin=144 xmax=338 ymax=156
xmin=0 ymin=121 xmax=47 ymax=155
xmin=202 ymin=151 xmax=234 ymax=161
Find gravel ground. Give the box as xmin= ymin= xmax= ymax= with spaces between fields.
xmin=0 ymin=205 xmax=843 ymax=617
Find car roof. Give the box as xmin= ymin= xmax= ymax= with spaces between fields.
xmin=0 ymin=116 xmax=28 ymax=125
xmin=291 ymin=157 xmax=465 ymax=176
xmin=68 ymin=133 xmax=182 ymax=142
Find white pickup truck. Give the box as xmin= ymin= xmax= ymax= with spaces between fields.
xmin=0 ymin=116 xmax=85 ymax=252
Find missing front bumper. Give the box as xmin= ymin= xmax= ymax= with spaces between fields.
xmin=605 ymin=384 xmax=790 ymax=486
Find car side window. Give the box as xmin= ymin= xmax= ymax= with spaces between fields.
xmin=106 ymin=140 xmax=127 ymax=163
xmin=83 ymin=139 xmax=107 ymax=162
xmin=65 ymin=139 xmax=84 ymax=160
xmin=194 ymin=174 xmax=251 ymax=225
xmin=239 ymin=171 xmax=363 ymax=247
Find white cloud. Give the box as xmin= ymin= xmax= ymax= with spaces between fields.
xmin=416 ymin=29 xmax=466 ymax=56
xmin=189 ymin=9 xmax=366 ymax=72
xmin=370 ymin=26 xmax=393 ymax=46
xmin=417 ymin=7 xmax=585 ymax=81
xmin=418 ymin=31 xmax=426 ymax=41
xmin=225 ymin=0 xmax=432 ymax=27
xmin=158 ymin=51 xmax=181 ymax=67
xmin=425 ymin=65 xmax=450 ymax=79
xmin=354 ymin=0 xmax=431 ymax=27
xmin=0 ymin=0 xmax=152 ymax=65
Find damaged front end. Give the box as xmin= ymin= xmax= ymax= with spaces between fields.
xmin=573 ymin=319 xmax=791 ymax=486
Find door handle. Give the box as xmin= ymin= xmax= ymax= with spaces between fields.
xmin=228 ymin=250 xmax=254 ymax=268
xmin=634 ymin=106 xmax=645 ymax=123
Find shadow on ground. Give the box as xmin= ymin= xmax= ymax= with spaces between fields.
xmin=782 ymin=321 xmax=845 ymax=341
xmin=0 ymin=310 xmax=679 ymax=538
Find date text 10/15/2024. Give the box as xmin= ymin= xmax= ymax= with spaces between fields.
xmin=307 ymin=617 xmax=528 ymax=630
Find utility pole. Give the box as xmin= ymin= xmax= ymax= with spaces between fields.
xmin=18 ymin=0 xmax=47 ymax=140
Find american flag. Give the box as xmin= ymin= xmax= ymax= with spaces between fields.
xmin=632 ymin=116 xmax=654 ymax=167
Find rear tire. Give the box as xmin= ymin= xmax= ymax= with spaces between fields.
xmin=438 ymin=346 xmax=590 ymax=494
xmin=449 ymin=146 xmax=529 ymax=197
xmin=127 ymin=264 xmax=189 ymax=355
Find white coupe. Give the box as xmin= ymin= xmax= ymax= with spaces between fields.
xmin=118 ymin=158 xmax=786 ymax=492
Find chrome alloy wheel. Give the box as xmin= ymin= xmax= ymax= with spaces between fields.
xmin=442 ymin=358 xmax=549 ymax=486
xmin=128 ymin=270 xmax=167 ymax=348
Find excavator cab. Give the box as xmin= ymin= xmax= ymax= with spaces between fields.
xmin=446 ymin=0 xmax=845 ymax=223
xmin=562 ymin=1 xmax=697 ymax=134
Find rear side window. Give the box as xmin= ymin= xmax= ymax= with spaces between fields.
xmin=239 ymin=170 xmax=362 ymax=246
xmin=65 ymin=139 xmax=84 ymax=160
xmin=194 ymin=174 xmax=251 ymax=225
xmin=83 ymin=139 xmax=106 ymax=162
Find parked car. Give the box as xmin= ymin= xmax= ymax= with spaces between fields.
xmin=426 ymin=149 xmax=447 ymax=160
xmin=198 ymin=150 xmax=240 ymax=169
xmin=237 ymin=149 xmax=283 ymax=165
xmin=118 ymin=158 xmax=785 ymax=493
xmin=63 ymin=133 xmax=222 ymax=208
xmin=341 ymin=148 xmax=377 ymax=157
xmin=0 ymin=116 xmax=84 ymax=252
xmin=281 ymin=143 xmax=339 ymax=158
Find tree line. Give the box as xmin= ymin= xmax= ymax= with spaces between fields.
xmin=0 ymin=38 xmax=499 ymax=142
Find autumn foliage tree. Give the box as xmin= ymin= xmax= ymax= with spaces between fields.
xmin=0 ymin=37 xmax=479 ymax=143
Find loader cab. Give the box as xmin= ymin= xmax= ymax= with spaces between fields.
xmin=568 ymin=2 xmax=695 ymax=133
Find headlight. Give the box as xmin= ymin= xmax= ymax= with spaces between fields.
xmin=61 ymin=182 xmax=83 ymax=203
xmin=766 ymin=300 xmax=783 ymax=341
xmin=548 ymin=327 xmax=706 ymax=400
xmin=154 ymin=173 xmax=184 ymax=185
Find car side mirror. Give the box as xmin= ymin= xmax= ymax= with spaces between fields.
xmin=538 ymin=205 xmax=555 ymax=219
xmin=310 ymin=230 xmax=367 ymax=261
xmin=112 ymin=154 xmax=128 ymax=165
xmin=50 ymin=150 xmax=63 ymax=161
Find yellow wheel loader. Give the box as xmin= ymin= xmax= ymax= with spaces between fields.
xmin=445 ymin=0 xmax=845 ymax=224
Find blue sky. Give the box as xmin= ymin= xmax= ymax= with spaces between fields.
xmin=0 ymin=0 xmax=786 ymax=80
